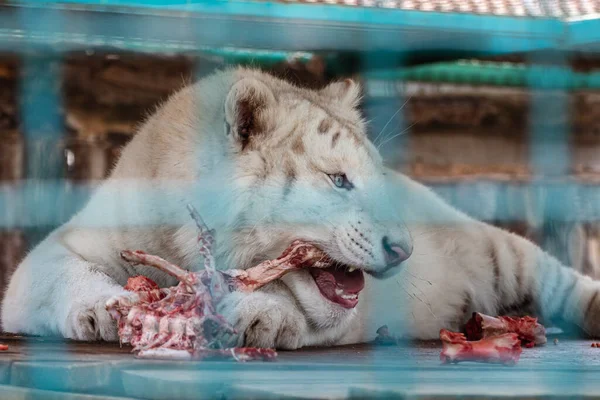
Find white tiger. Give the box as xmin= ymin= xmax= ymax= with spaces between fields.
xmin=2 ymin=67 xmax=599 ymax=348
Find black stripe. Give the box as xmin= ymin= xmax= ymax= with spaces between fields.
xmin=585 ymin=290 xmax=599 ymax=322
xmin=555 ymin=275 xmax=578 ymax=320
xmin=508 ymin=238 xmax=525 ymax=299
xmin=331 ymin=132 xmax=341 ymax=148
xmin=499 ymin=293 xmax=534 ymax=316
xmin=318 ymin=118 xmax=332 ymax=134
xmin=546 ymin=259 xmax=566 ymax=314
xmin=461 ymin=292 xmax=472 ymax=324
xmin=283 ymin=171 xmax=296 ymax=198
xmin=489 ymin=238 xmax=501 ymax=297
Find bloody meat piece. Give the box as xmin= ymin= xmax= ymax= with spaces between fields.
xmin=106 ymin=204 xmax=329 ymax=361
xmin=440 ymin=329 xmax=522 ymax=365
xmin=464 ymin=312 xmax=546 ymax=348
xmin=124 ymin=275 xmax=160 ymax=292
xmin=441 ymin=329 xmax=468 ymax=344
xmin=0 ymin=345 xmax=8 ymax=351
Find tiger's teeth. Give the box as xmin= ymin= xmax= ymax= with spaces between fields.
xmin=335 ymin=288 xmax=358 ymax=300
xmin=348 ymin=267 xmax=356 ymax=272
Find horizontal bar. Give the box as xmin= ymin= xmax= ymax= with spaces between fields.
xmin=1 ymin=179 xmax=600 ymax=229
xmin=0 ymin=2 xmax=562 ymax=55
xmin=567 ymin=15 xmax=600 ymax=52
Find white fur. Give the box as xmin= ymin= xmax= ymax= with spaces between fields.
xmin=3 ymin=68 xmax=600 ymax=346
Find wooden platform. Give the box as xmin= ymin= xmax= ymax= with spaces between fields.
xmin=0 ymin=333 xmax=600 ymax=399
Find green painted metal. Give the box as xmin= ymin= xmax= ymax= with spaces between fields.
xmin=366 ymin=60 xmax=600 ymax=90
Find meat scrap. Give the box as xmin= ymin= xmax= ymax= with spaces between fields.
xmin=105 ymin=205 xmax=329 ymax=361
xmin=124 ymin=275 xmax=160 ymax=292
xmin=464 ymin=312 xmax=547 ymax=348
xmin=374 ymin=325 xmax=400 ymax=346
xmin=438 ymin=311 xmax=545 ymax=365
xmin=440 ymin=329 xmax=522 ymax=365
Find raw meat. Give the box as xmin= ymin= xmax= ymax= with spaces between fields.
xmin=105 ymin=205 xmax=329 ymax=361
xmin=124 ymin=275 xmax=160 ymax=292
xmin=464 ymin=312 xmax=547 ymax=348
xmin=440 ymin=329 xmax=522 ymax=365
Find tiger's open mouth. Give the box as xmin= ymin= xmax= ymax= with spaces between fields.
xmin=308 ymin=263 xmax=365 ymax=309
xmin=294 ymin=242 xmax=366 ymax=309
xmin=281 ymin=240 xmax=367 ymax=309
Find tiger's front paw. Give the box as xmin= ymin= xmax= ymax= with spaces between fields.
xmin=65 ymin=296 xmax=121 ymax=341
xmin=218 ymin=291 xmax=307 ymax=350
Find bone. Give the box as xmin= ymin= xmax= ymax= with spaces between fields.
xmin=137 ymin=348 xmax=193 ymax=360
xmin=439 ymin=329 xmax=522 ymax=365
xmin=229 ymin=240 xmax=331 ymax=292
xmin=120 ymin=250 xmax=197 ymax=290
xmin=187 ymin=204 xmax=217 ymax=274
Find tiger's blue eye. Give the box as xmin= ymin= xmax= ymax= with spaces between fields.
xmin=333 ymin=175 xmax=343 ymax=187
xmin=329 ymin=173 xmax=353 ymax=190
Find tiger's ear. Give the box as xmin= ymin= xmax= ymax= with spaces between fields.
xmin=225 ymin=78 xmax=275 ymax=150
xmin=321 ymin=78 xmax=361 ymax=107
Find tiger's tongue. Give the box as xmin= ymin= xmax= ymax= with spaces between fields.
xmin=309 ymin=266 xmax=365 ymax=308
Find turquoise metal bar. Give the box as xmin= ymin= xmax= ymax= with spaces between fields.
xmin=3 ymin=0 xmax=563 ymax=30
xmin=1 ymin=180 xmax=599 ymax=229
xmin=566 ymin=15 xmax=600 ymax=52
xmin=15 ymin=6 xmax=73 ymax=365
xmin=0 ymin=1 xmax=562 ymax=55
xmin=2 ymin=1 xmax=600 ymax=56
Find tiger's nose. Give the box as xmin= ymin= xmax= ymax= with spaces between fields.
xmin=382 ymin=236 xmax=412 ymax=267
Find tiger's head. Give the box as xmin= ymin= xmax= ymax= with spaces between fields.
xmin=194 ymin=68 xmax=413 ymax=331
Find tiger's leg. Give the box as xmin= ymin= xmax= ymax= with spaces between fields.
xmin=464 ymin=223 xmax=600 ymax=337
